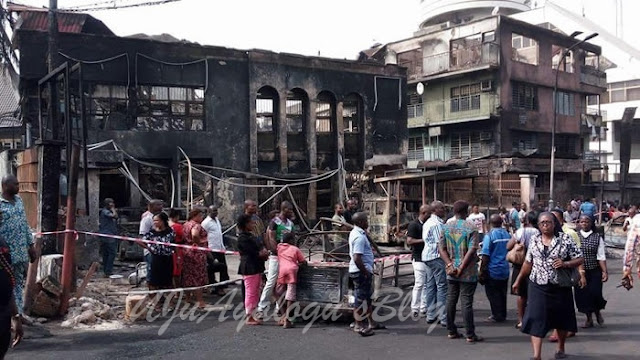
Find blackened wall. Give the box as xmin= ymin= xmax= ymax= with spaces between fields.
xmin=18 ymin=30 xmax=406 ymax=175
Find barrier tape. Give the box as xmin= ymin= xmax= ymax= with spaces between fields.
xmin=31 ymin=230 xmax=412 ymax=265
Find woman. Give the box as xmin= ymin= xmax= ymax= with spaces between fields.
xmin=512 ymin=212 xmax=585 ymax=360
xmin=138 ymin=212 xmax=174 ymax=291
xmin=168 ymin=209 xmax=184 ymax=288
xmin=507 ymin=211 xmax=540 ymax=329
xmin=182 ymin=208 xmax=209 ymax=308
xmin=237 ymin=213 xmax=266 ymax=325
xmin=575 ymin=215 xmax=608 ymax=328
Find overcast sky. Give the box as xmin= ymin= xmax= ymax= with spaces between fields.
xmin=14 ymin=0 xmax=640 ymax=59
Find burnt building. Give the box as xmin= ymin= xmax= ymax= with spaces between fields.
xmin=362 ymin=15 xmax=607 ymax=207
xmin=14 ymin=9 xmax=406 ymax=226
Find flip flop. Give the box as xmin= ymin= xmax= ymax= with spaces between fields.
xmin=466 ymin=335 xmax=484 ymax=343
xmin=357 ymin=327 xmax=375 ymax=337
xmin=448 ymin=332 xmax=463 ymax=339
xmin=581 ymin=321 xmax=594 ymax=329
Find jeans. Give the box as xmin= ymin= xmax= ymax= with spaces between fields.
xmin=446 ymin=280 xmax=478 ymax=337
xmin=484 ymin=277 xmax=508 ymax=321
xmin=257 ymin=256 xmax=279 ymax=312
xmin=411 ymin=260 xmax=428 ymax=313
xmin=101 ymin=238 xmax=118 ymax=275
xmin=425 ymin=258 xmax=448 ymax=322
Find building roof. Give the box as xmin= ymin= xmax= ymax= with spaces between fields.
xmin=0 ymin=64 xmax=20 ymax=128
xmin=8 ymin=3 xmax=114 ymax=36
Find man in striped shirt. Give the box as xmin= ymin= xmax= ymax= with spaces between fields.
xmin=421 ymin=201 xmax=448 ymax=326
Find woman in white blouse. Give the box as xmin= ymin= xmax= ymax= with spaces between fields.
xmin=574 ymin=215 xmax=608 ymax=328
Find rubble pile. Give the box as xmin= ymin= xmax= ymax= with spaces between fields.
xmin=62 ymin=296 xmax=123 ymax=330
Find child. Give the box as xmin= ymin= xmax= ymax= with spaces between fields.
xmin=275 ymin=233 xmax=306 ymax=328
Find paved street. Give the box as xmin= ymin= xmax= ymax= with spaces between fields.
xmin=5 ymin=259 xmax=640 ymax=360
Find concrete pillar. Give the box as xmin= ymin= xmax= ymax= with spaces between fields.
xmin=278 ymin=94 xmax=288 ymax=173
xmin=520 ymin=174 xmax=538 ymax=210
xmin=37 ymin=141 xmax=62 ymax=254
xmin=128 ymin=161 xmax=141 ymax=208
xmin=335 ymin=101 xmax=345 ymax=204
xmin=307 ymin=96 xmax=318 ymax=221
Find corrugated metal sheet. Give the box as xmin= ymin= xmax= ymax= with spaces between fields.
xmin=17 ymin=11 xmax=88 ymax=33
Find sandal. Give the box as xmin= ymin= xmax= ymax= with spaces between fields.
xmin=448 ymin=332 xmax=463 ymax=339
xmin=515 ymin=322 xmax=522 ymax=329
xmin=357 ymin=327 xmax=375 ymax=337
xmin=581 ymin=321 xmax=594 ymax=329
xmin=466 ymin=335 xmax=484 ymax=343
xmin=549 ymin=334 xmax=558 ymax=343
xmin=596 ymin=313 xmax=605 ymax=327
xmin=554 ymin=351 xmax=568 ymax=359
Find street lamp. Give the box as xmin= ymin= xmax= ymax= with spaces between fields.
xmin=548 ymin=32 xmax=599 ymax=210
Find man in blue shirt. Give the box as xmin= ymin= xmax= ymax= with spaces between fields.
xmin=510 ymin=202 xmax=522 ymax=231
xmin=480 ymin=214 xmax=511 ymax=323
xmin=99 ymin=198 xmax=118 ymax=277
xmin=349 ymin=212 xmax=378 ymax=336
xmin=579 ymin=198 xmax=597 ymax=217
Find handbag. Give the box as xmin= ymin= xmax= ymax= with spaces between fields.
xmin=556 ymin=266 xmax=580 ymax=287
xmin=258 ymin=247 xmax=270 ymax=261
xmin=507 ymin=242 xmax=526 ymax=265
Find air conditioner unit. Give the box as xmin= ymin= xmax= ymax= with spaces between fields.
xmin=481 ymin=80 xmax=493 ymax=91
xmin=480 ymin=132 xmax=492 ymax=141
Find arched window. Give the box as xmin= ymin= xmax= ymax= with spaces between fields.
xmin=343 ymin=93 xmax=364 ymax=171
xmin=316 ymin=91 xmax=337 ymax=170
xmin=286 ymin=88 xmax=309 ymax=173
xmin=256 ymin=86 xmax=279 ymax=172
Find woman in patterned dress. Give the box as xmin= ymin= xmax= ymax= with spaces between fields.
xmin=138 ymin=212 xmax=174 ymax=290
xmin=512 ymin=212 xmax=585 ymax=360
xmin=182 ymin=208 xmax=209 ymax=308
xmin=574 ymin=215 xmax=608 ymax=328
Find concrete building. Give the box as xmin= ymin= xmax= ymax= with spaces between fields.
xmin=361 ymin=14 xmax=605 ymax=207
xmin=13 ymin=8 xmax=407 ymax=228
xmin=510 ymin=0 xmax=640 ymax=204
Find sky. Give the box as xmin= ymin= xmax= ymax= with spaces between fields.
xmin=13 ymin=0 xmax=640 ymax=60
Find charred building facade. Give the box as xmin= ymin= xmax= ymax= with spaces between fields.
xmin=362 ymin=15 xmax=607 ymax=207
xmin=14 ymin=11 xmax=406 ymax=226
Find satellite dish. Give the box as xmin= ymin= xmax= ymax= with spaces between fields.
xmin=417 ymin=82 xmax=424 ymax=95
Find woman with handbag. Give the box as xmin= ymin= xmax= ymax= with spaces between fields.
xmin=512 ymin=212 xmax=585 ymax=360
xmin=237 ymin=214 xmax=267 ymax=325
xmin=507 ymin=211 xmax=539 ymax=329
xmin=574 ymin=215 xmax=608 ymax=328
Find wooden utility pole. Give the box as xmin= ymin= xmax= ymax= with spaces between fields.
xmin=60 ymin=145 xmax=80 ymax=315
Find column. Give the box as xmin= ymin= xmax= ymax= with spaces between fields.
xmin=520 ymin=174 xmax=538 ymax=211
xmin=279 ymin=94 xmax=288 ymax=173
xmin=307 ymin=95 xmax=317 ymax=221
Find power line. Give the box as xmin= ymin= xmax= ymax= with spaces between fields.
xmin=61 ymin=0 xmax=182 ymax=12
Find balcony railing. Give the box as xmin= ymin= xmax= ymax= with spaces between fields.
xmin=408 ymin=93 xmax=500 ymax=128
xmin=580 ymin=65 xmax=607 ymax=88
xmin=423 ymin=42 xmax=500 ymax=77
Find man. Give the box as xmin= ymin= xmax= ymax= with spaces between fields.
xmin=257 ymin=201 xmax=294 ymax=314
xmin=551 ymin=207 xmax=580 ymax=247
xmin=344 ymin=199 xmax=359 ymax=225
xmin=421 ymin=201 xmax=448 ymax=326
xmin=467 ymin=204 xmax=487 ymax=234
xmin=405 ymin=204 xmax=431 ymax=319
xmin=579 ymin=198 xmax=597 ymax=218
xmin=349 ymin=212 xmax=378 ymax=336
xmin=1 ymin=237 xmax=23 ymax=359
xmin=519 ymin=203 xmax=528 ymax=227
xmin=202 ymin=206 xmax=229 ymax=295
xmin=139 ymin=199 xmax=163 ymax=284
xmin=479 ymin=214 xmax=511 ymax=323
xmin=509 ymin=202 xmax=521 ymax=231
xmin=622 ymin=205 xmax=640 ymax=283
xmin=439 ymin=200 xmax=483 ymax=343
xmin=99 ymin=198 xmax=118 ymax=277
xmin=0 ymin=175 xmax=35 ymax=315
xmin=331 ymin=203 xmax=348 ymax=251
xmin=243 ymin=200 xmax=265 ymax=245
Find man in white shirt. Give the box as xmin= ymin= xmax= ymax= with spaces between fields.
xmin=422 ymin=201 xmax=448 ymax=326
xmin=202 ymin=206 xmax=229 ymax=295
xmin=467 ymin=204 xmax=487 ymax=234
xmin=519 ymin=203 xmax=527 ymax=227
xmin=139 ymin=199 xmax=163 ymax=284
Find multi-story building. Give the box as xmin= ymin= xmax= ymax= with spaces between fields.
xmin=362 ymin=14 xmax=606 ymax=207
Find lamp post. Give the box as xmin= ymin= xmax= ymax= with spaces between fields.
xmin=549 ymin=32 xmax=599 ymax=210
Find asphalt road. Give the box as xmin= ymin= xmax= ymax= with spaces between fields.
xmin=5 ymin=259 xmax=640 ymax=360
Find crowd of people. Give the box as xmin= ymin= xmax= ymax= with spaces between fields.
xmin=402 ymin=198 xmax=640 ymax=360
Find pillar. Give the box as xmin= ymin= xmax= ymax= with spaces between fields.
xmin=278 ymin=94 xmax=288 ymax=173
xmin=520 ymin=174 xmax=538 ymax=211
xmin=307 ymin=96 xmax=318 ymax=221
xmin=37 ymin=140 xmax=62 ymax=254
xmin=335 ymin=101 xmax=345 ymax=204
xmin=128 ymin=161 xmax=141 ymax=208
